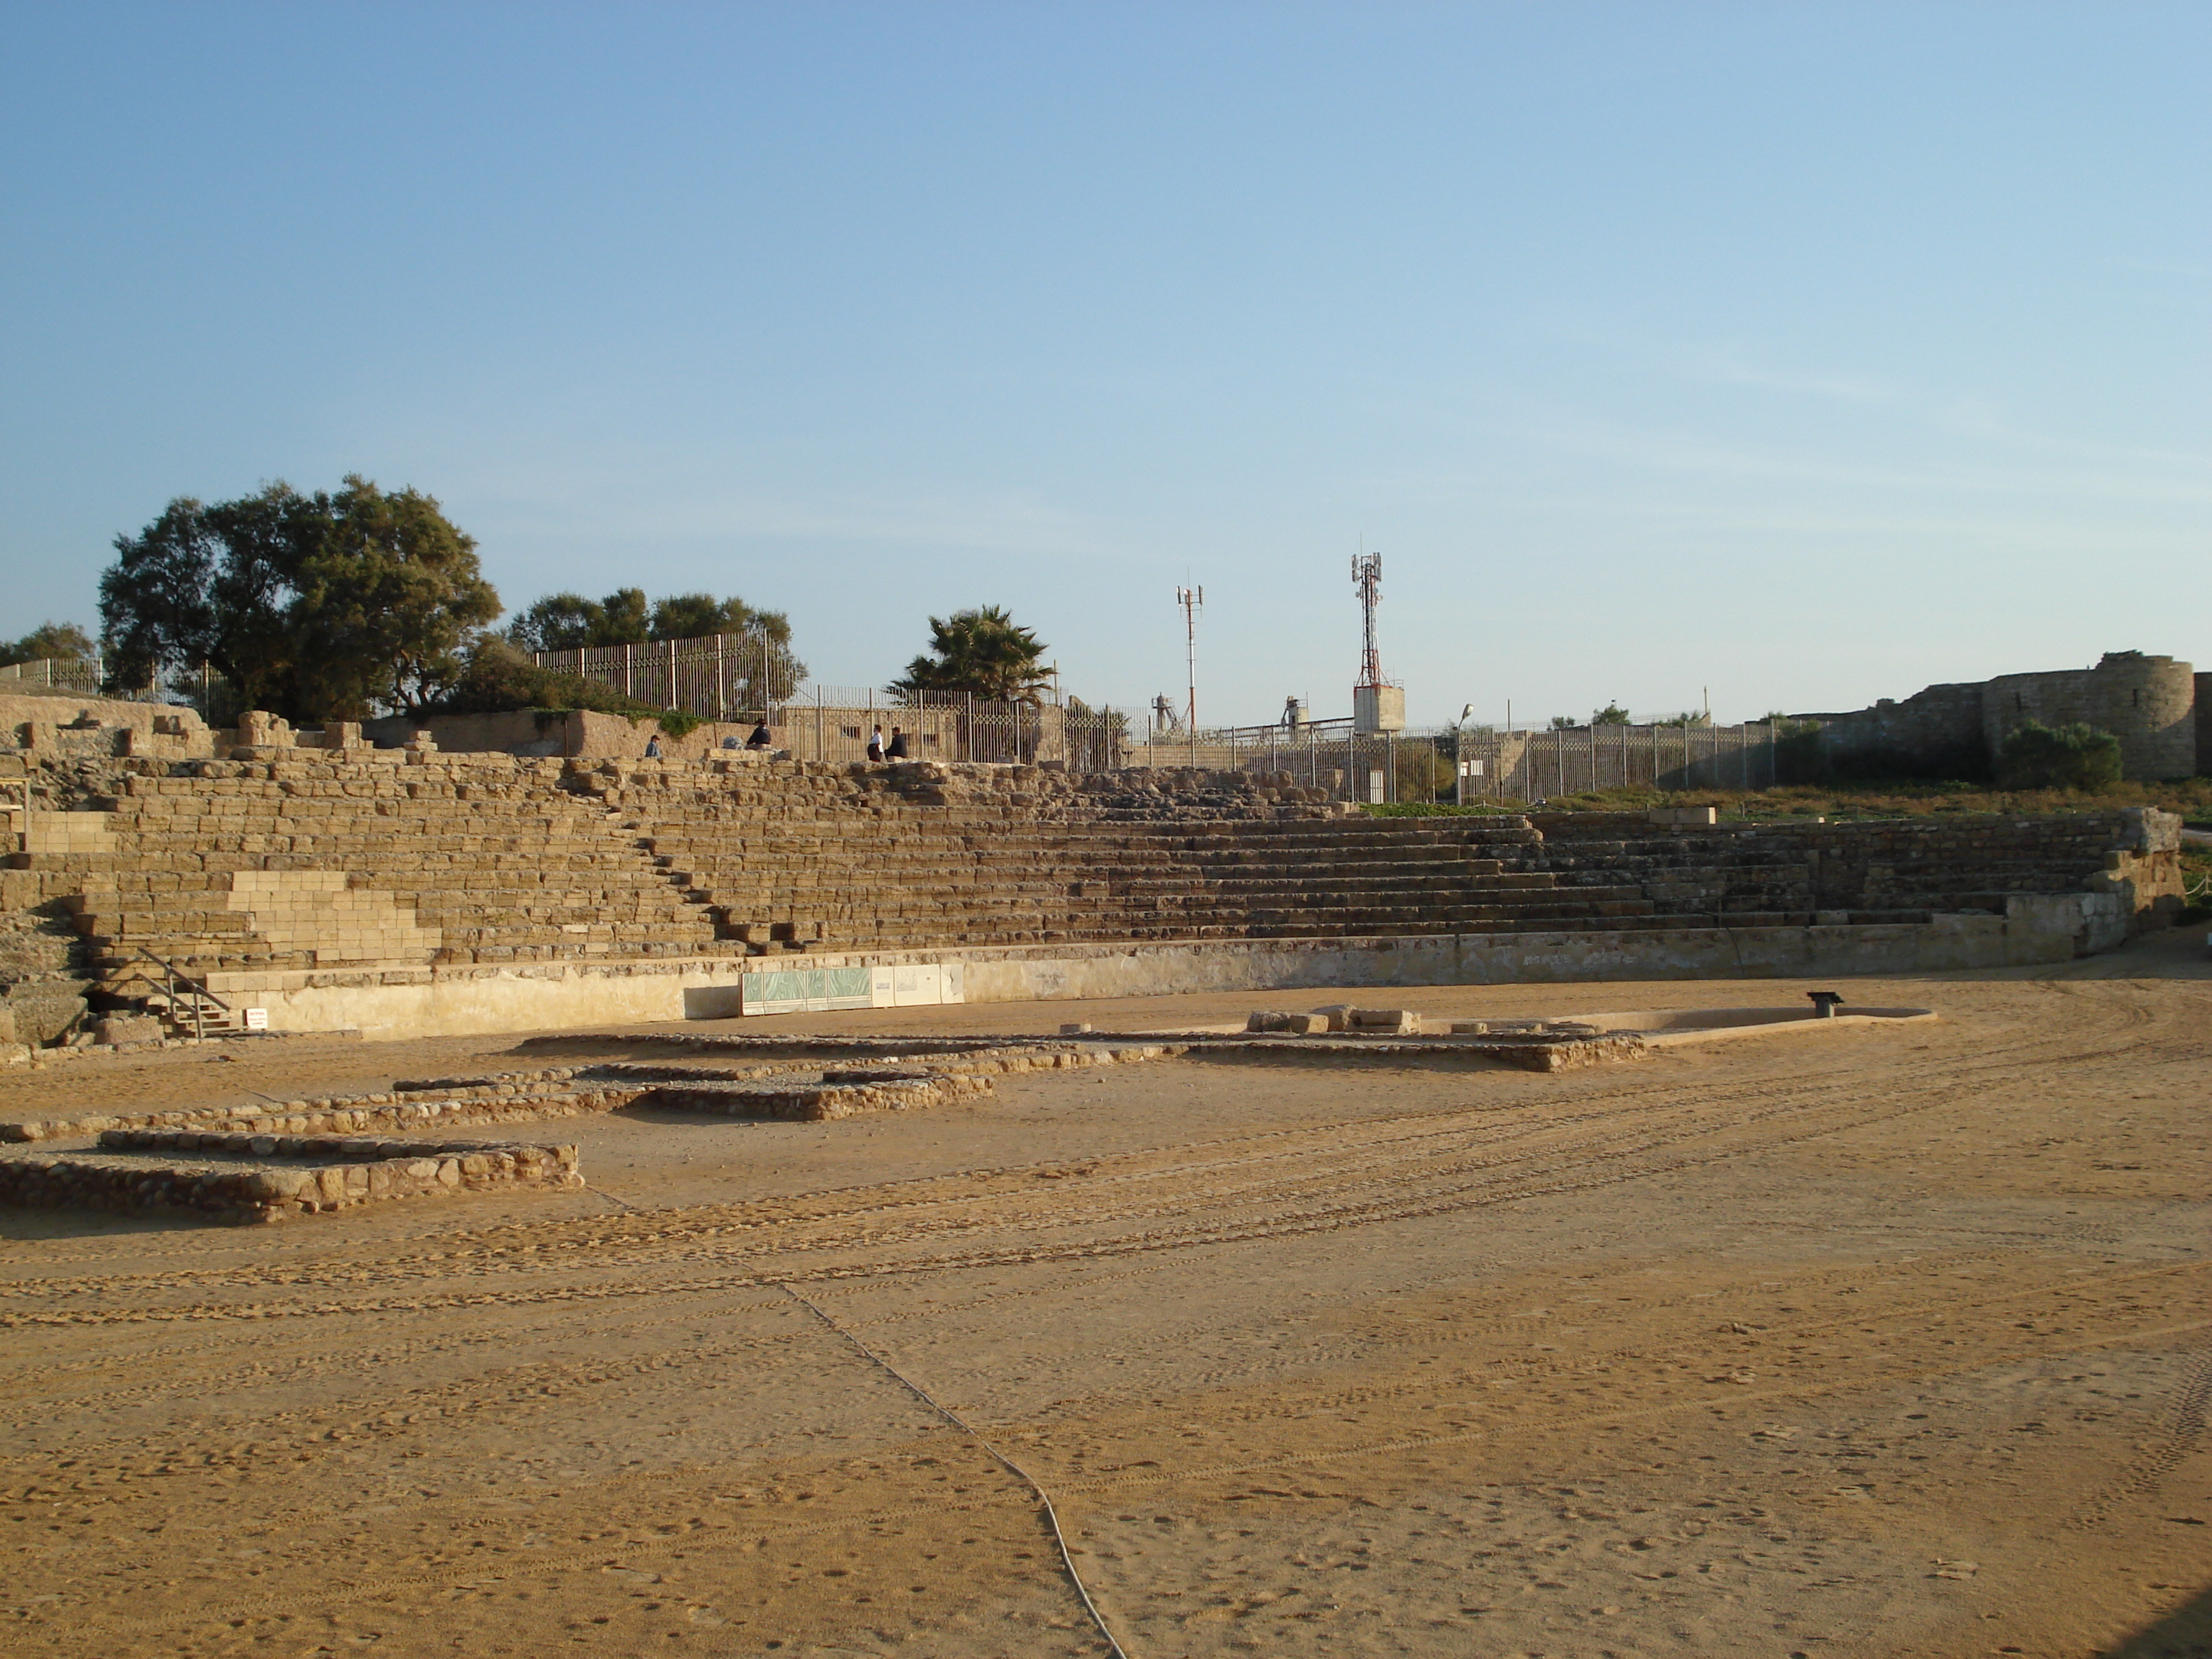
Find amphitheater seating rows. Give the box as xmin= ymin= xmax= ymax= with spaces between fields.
xmin=600 ymin=773 xmax=1922 ymax=951
xmin=0 ymin=752 xmax=2158 ymax=1015
xmin=49 ymin=755 xmax=739 ymax=979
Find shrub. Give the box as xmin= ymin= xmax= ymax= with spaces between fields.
xmin=1772 ymin=719 xmax=1829 ymax=786
xmin=1995 ymin=721 xmax=2123 ymax=791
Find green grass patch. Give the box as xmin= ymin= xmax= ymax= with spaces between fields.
xmin=1357 ymin=801 xmax=1526 ymax=817
xmin=1426 ymin=775 xmax=2212 ymax=824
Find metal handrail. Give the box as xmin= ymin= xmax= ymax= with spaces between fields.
xmin=120 ymin=945 xmax=233 ymax=1042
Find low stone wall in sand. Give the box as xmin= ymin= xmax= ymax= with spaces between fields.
xmin=0 ymin=1082 xmax=639 ymax=1145
xmin=633 ymin=1071 xmax=985 ymax=1122
xmin=0 ymin=1133 xmax=581 ymax=1223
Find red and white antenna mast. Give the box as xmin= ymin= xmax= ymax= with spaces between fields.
xmin=1352 ymin=550 xmax=1388 ymax=690
xmin=1350 ymin=547 xmax=1406 ymax=735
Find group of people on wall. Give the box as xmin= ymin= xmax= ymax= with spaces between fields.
xmin=639 ymin=721 xmax=910 ymax=761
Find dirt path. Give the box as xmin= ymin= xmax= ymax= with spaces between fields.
xmin=1 ymin=938 xmax=2208 ymax=1656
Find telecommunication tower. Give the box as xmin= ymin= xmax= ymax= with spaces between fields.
xmin=1350 ymin=551 xmax=1405 ymax=733
xmin=1352 ymin=552 xmax=1388 ymax=688
xmin=1174 ymin=584 xmax=1204 ymax=733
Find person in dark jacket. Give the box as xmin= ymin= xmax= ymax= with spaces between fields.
xmin=886 ymin=727 xmax=909 ymax=759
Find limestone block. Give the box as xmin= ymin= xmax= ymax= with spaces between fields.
xmin=1348 ymin=1007 xmax=1423 ymax=1033
xmin=92 ymin=1014 xmax=163 ymax=1045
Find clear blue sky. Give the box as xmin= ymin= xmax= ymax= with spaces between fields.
xmin=3 ymin=3 xmax=2206 ymax=727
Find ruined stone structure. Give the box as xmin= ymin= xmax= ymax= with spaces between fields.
xmin=1794 ymin=651 xmax=2204 ymax=781
xmin=0 ymin=716 xmax=2183 ymax=1045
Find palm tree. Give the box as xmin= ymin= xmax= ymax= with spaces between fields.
xmin=889 ymin=606 xmax=1052 ymax=703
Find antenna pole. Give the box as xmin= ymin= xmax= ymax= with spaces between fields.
xmin=1174 ymin=585 xmax=1204 ymax=739
xmin=1352 ymin=552 xmax=1385 ymax=687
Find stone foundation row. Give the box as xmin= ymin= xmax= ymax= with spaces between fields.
xmin=0 ymin=1085 xmax=639 ymax=1145
xmin=0 ymin=1044 xmax=1183 ymax=1148
xmin=633 ymin=1070 xmax=992 ymax=1122
xmin=0 ymin=1133 xmax=580 ymax=1224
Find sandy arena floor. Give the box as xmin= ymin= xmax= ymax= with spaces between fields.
xmin=2 ymin=933 xmax=2208 ymax=1658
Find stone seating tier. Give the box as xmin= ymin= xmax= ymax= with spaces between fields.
xmin=46 ymin=755 xmax=741 ymax=977
xmin=614 ymin=791 xmax=1862 ymax=950
xmin=0 ymin=754 xmax=2170 ymax=1001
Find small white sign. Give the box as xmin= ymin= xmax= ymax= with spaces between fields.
xmin=242 ymin=1007 xmax=269 ymax=1030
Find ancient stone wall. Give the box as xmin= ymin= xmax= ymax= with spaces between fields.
xmin=1792 ymin=652 xmax=2202 ymax=781
xmin=361 ymin=709 xmax=775 ymax=760
xmin=0 ymin=693 xmax=213 ymax=763
xmin=1982 ymin=654 xmax=2196 ymax=781
xmin=2200 ymin=674 xmax=2212 ymax=779
xmin=1791 ymin=681 xmax=1985 ymax=778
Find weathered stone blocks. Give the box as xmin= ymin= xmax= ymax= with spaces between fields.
xmin=0 ymin=1131 xmax=580 ymax=1223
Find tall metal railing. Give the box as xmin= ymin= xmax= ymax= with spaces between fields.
xmin=1112 ymin=714 xmax=1781 ymax=804
xmin=1119 ymin=716 xmax=1419 ymax=803
xmin=0 ymin=655 xmax=208 ymax=705
xmin=739 ymin=685 xmax=1130 ymax=769
xmin=0 ymin=656 xmax=103 ymax=694
xmin=529 ymin=634 xmax=803 ymax=719
xmin=1456 ymin=721 xmax=1779 ymax=800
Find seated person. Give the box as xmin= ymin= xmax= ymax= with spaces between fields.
xmin=745 ymin=721 xmax=773 ymax=750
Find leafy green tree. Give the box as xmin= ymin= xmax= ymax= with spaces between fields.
xmin=504 ymin=589 xmax=647 ymax=651
xmin=890 ymin=606 xmax=1052 ymax=702
xmin=597 ymin=587 xmax=650 ymax=645
xmin=289 ymin=476 xmax=500 ymax=716
xmin=506 ymin=588 xmax=791 ymax=651
xmin=1549 ymin=715 xmax=1578 ymax=730
xmin=1996 ymin=721 xmax=2123 ymax=790
xmin=99 ymin=477 xmax=499 ymax=721
xmin=1591 ymin=701 xmax=1632 ymax=726
xmin=648 ymin=592 xmax=792 ymax=644
xmin=505 ymin=593 xmax=603 ymax=653
xmin=102 ymin=486 xmax=307 ymax=712
xmin=0 ymin=621 xmax=96 ymax=667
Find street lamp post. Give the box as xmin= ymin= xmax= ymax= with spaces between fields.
xmin=1454 ymin=703 xmax=1473 ymax=808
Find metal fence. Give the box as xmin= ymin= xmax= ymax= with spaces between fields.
xmin=1459 ymin=721 xmax=1779 ymax=800
xmin=0 ymin=655 xmax=212 ymax=706
xmin=1121 ymin=717 xmax=1420 ymax=803
xmin=0 ymin=657 xmax=103 ymax=695
xmin=1115 ymin=714 xmax=1781 ymax=803
xmin=747 ymin=685 xmax=1131 ymax=769
xmin=530 ymin=634 xmax=802 ymax=719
